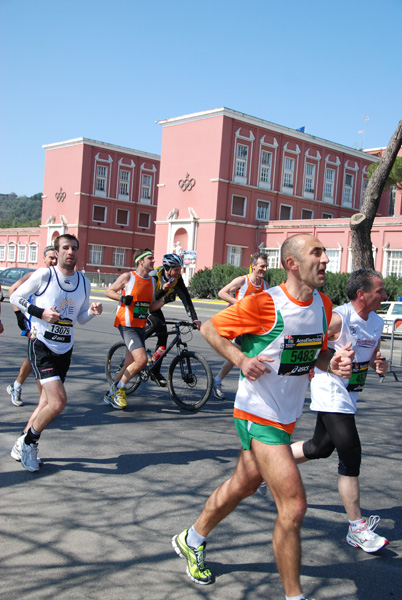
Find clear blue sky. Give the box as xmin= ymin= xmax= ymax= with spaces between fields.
xmin=1 ymin=0 xmax=401 ymax=196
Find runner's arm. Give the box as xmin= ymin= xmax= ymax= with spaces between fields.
xmin=175 ymin=276 xmax=199 ymax=322
xmin=370 ymin=344 xmax=388 ymax=374
xmin=201 ymin=318 xmax=271 ymax=381
xmin=9 ymin=269 xmax=59 ymax=322
xmin=105 ymin=272 xmax=131 ymax=302
xmin=9 ymin=273 xmax=32 ymax=312
xmin=218 ymin=275 xmax=246 ymax=305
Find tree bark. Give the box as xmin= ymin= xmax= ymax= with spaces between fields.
xmin=350 ymin=120 xmax=402 ymax=270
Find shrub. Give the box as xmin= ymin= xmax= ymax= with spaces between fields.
xmin=188 ymin=267 xmax=213 ymax=298
xmin=265 ymin=268 xmax=286 ymax=287
xmin=321 ymin=272 xmax=350 ymax=307
xmin=384 ymin=274 xmax=402 ymax=301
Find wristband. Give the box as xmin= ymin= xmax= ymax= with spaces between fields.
xmin=27 ymin=304 xmax=45 ymax=319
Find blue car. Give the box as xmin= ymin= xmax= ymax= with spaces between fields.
xmin=0 ymin=267 xmax=35 ymax=301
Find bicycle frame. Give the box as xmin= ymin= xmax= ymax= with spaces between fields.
xmin=141 ymin=320 xmax=195 ymax=379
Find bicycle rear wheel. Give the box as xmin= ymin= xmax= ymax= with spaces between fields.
xmin=168 ymin=351 xmax=212 ymax=411
xmin=105 ymin=342 xmax=141 ymax=395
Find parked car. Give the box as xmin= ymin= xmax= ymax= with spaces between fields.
xmin=377 ymin=301 xmax=402 ymax=335
xmin=0 ymin=267 xmax=35 ymax=301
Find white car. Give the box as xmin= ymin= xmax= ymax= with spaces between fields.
xmin=377 ymin=301 xmax=402 ymax=335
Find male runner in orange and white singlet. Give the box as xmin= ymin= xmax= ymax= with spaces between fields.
xmin=172 ymin=234 xmax=354 ymax=599
xmin=103 ymin=248 xmax=163 ymax=410
xmin=212 ymin=252 xmax=268 ymax=400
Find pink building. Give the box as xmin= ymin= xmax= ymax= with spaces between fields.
xmin=0 ymin=227 xmax=41 ymax=268
xmin=154 ymin=108 xmax=400 ymax=279
xmin=1 ymin=109 xmax=402 ymax=281
xmin=39 ymin=138 xmax=160 ymax=275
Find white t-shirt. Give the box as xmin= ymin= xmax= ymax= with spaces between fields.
xmin=310 ymin=302 xmax=384 ymax=414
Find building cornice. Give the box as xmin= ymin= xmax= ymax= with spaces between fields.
xmin=159 ymin=107 xmax=379 ymax=163
xmin=42 ymin=138 xmax=160 ymax=161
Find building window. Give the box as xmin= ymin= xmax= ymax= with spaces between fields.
xmin=342 ymin=173 xmax=354 ymax=206
xmin=116 ymin=209 xmax=129 ymax=226
xmin=113 ymin=247 xmax=126 ymax=267
xmin=119 ymin=169 xmax=130 ymax=198
xmin=387 ymin=250 xmax=402 ymax=276
xmin=231 ymin=195 xmax=246 ymax=217
xmin=322 ymin=212 xmax=333 ymax=219
xmin=7 ymin=244 xmax=16 ymax=262
xmin=324 ymin=168 xmax=335 ymax=201
xmin=326 ymin=249 xmax=341 ymax=273
xmin=17 ymin=244 xmax=27 ymax=262
xmin=301 ymin=209 xmax=313 ymax=219
xmin=235 ymin=144 xmax=248 ymax=179
xmin=227 ymin=246 xmax=242 ymax=266
xmin=138 ymin=212 xmax=151 ymax=229
xmin=279 ymin=204 xmax=292 ymax=220
xmin=89 ymin=245 xmax=103 ymax=265
xmin=95 ymin=165 xmax=108 ymax=196
xmin=93 ymin=205 xmax=106 ymax=223
xmin=283 ymin=157 xmax=294 ymax=189
xmin=256 ymin=199 xmax=270 ymax=221
xmin=28 ymin=244 xmax=38 ymax=263
xmin=304 ymin=163 xmax=315 ymax=194
xmin=264 ymin=248 xmax=280 ymax=269
xmin=260 ymin=150 xmax=272 ymax=186
xmin=140 ymin=174 xmax=152 ymax=203
xmin=0 ymin=245 xmax=5 ymax=261
xmin=389 ymin=185 xmax=397 ymax=216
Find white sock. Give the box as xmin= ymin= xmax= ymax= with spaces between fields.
xmin=14 ymin=381 xmax=22 ymax=390
xmin=117 ymin=381 xmax=126 ymax=389
xmin=349 ymin=517 xmax=365 ymax=530
xmin=286 ymin=595 xmax=305 ymax=600
xmin=186 ymin=526 xmax=205 ymax=549
xmin=214 ymin=376 xmax=222 ymax=385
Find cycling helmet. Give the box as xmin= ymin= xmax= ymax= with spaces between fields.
xmin=162 ymin=253 xmax=183 ymax=269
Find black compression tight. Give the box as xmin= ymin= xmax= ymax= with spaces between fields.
xmin=302 ymin=412 xmax=361 ymax=476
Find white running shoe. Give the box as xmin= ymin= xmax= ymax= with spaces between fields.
xmin=21 ymin=441 xmax=40 ymax=472
xmin=7 ymin=383 xmax=23 ymax=407
xmin=11 ymin=434 xmax=41 ymax=464
xmin=212 ymin=381 xmax=225 ymax=400
xmin=346 ymin=516 xmax=389 ymax=553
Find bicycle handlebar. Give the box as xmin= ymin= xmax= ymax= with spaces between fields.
xmin=164 ymin=320 xmax=198 ymax=329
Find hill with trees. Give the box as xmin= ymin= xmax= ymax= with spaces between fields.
xmin=0 ymin=192 xmax=42 ymax=227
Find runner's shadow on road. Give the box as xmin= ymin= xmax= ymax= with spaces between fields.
xmin=0 ymin=447 xmax=240 ymax=483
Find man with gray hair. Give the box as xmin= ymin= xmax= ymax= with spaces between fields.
xmin=291 ymin=268 xmax=389 ymax=553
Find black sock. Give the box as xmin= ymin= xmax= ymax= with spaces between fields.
xmin=24 ymin=427 xmax=41 ymax=446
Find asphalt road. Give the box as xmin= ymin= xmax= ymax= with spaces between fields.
xmin=1 ymin=294 xmax=402 ymax=600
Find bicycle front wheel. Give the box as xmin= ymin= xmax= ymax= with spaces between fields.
xmin=105 ymin=342 xmax=141 ymax=395
xmin=168 ymin=351 xmax=212 ymax=411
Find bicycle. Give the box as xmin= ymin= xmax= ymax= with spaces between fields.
xmin=105 ymin=320 xmax=213 ymax=412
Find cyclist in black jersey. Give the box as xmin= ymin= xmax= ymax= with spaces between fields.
xmin=148 ymin=254 xmax=201 ymax=386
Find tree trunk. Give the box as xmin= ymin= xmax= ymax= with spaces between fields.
xmin=350 ymin=120 xmax=402 ymax=270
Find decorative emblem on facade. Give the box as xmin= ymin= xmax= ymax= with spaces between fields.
xmin=55 ymin=187 xmax=66 ymax=202
xmin=178 ymin=173 xmax=196 ymax=192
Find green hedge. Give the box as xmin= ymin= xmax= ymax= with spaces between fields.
xmin=189 ymin=264 xmax=401 ymax=305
